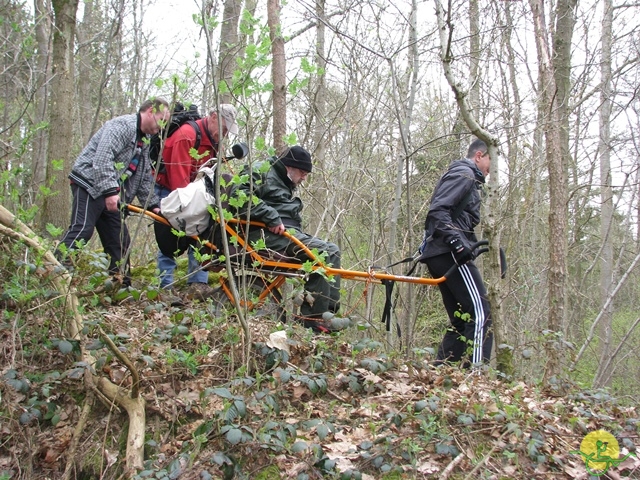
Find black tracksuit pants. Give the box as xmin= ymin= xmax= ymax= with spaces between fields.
xmin=57 ymin=184 xmax=131 ymax=285
xmin=425 ymin=252 xmax=492 ymax=366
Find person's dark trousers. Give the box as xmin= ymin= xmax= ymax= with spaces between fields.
xmin=253 ymin=228 xmax=341 ymax=317
xmin=287 ymin=232 xmax=341 ymax=317
xmin=425 ymin=252 xmax=492 ymax=367
xmin=57 ymin=184 xmax=132 ymax=286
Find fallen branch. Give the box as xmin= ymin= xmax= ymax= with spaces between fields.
xmin=0 ymin=204 xmax=146 ymax=475
xmin=99 ymin=326 xmax=142 ymax=399
xmin=94 ymin=376 xmax=146 ymax=474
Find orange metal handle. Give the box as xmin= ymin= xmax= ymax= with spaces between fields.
xmin=125 ymin=204 xmax=479 ymax=286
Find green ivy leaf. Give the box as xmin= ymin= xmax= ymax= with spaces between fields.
xmin=58 ymin=340 xmax=74 ymax=354
xmin=292 ymin=441 xmax=308 ymax=453
xmin=233 ymin=399 xmax=247 ymax=418
xmin=316 ymin=423 xmax=329 ymax=441
xmin=414 ymin=400 xmax=428 ymax=413
xmin=209 ymin=387 xmax=233 ymax=399
xmin=457 ymin=414 xmax=475 ymax=425
xmin=139 ymin=355 xmax=155 ymax=367
xmin=225 ymin=428 xmax=243 ymax=445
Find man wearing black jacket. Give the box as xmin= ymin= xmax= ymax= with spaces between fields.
xmin=229 ymin=146 xmax=348 ymax=333
xmin=420 ymin=138 xmax=492 ymax=367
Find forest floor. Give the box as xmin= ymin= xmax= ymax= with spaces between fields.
xmin=1 ymin=287 xmax=639 ymax=480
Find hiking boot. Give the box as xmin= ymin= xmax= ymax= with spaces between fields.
xmin=294 ymin=312 xmax=351 ymax=333
xmin=185 ymin=282 xmax=216 ymax=302
xmin=160 ymin=288 xmax=184 ymax=307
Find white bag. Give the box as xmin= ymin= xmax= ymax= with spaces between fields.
xmin=160 ymin=166 xmax=217 ymax=236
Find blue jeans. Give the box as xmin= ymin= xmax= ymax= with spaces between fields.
xmin=155 ymin=184 xmax=209 ymax=288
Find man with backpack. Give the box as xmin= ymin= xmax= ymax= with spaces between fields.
xmin=419 ymin=138 xmax=493 ymax=368
xmin=56 ymin=98 xmax=170 ymax=287
xmin=229 ymin=146 xmax=349 ymax=333
xmin=154 ymin=104 xmax=239 ymax=302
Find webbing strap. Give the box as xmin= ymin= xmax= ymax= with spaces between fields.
xmin=381 ymin=280 xmax=401 ymax=337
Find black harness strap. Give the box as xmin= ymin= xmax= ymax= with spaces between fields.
xmin=188 ymin=120 xmax=203 ymax=151
xmin=381 ymin=279 xmax=401 ymax=337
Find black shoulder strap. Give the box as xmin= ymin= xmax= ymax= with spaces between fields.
xmin=187 ymin=120 xmax=202 ymax=150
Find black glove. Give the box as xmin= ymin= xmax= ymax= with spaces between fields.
xmin=448 ymin=238 xmax=473 ymax=265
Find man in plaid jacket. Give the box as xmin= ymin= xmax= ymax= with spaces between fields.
xmin=56 ymin=98 xmax=170 ymax=286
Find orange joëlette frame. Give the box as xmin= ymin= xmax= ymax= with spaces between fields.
xmin=125 ymin=204 xmax=454 ymax=287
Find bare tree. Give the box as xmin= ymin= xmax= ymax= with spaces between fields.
xmin=219 ymin=0 xmax=242 ymax=104
xmin=30 ymin=0 xmax=51 ymax=198
xmin=593 ymin=0 xmax=614 ymax=388
xmin=268 ymin=0 xmax=286 ymax=152
xmin=434 ymin=0 xmax=503 ymax=369
xmin=312 ymin=0 xmax=327 ymax=172
xmin=528 ymin=0 xmax=577 ymax=381
xmin=76 ymin=0 xmax=127 ymax=141
xmin=41 ymin=0 xmax=79 ymax=230
xmin=387 ymin=0 xmax=419 ymax=348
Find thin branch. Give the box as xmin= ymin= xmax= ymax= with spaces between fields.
xmin=570 ymin=250 xmax=640 ymax=370
xmin=462 ymin=430 xmax=508 ymax=480
xmin=61 ymin=391 xmax=94 ymax=480
xmin=439 ymin=452 xmax=465 ymax=480
xmin=594 ymin=316 xmax=640 ymax=387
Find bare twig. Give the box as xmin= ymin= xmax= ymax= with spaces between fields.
xmin=439 ymin=453 xmax=465 ymax=480
xmin=571 ymin=250 xmax=640 ymax=371
xmin=595 ymin=316 xmax=640 ymax=387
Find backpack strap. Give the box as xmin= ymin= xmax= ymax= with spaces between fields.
xmin=187 ymin=120 xmax=202 ymax=151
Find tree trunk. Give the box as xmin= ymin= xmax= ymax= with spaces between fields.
xmin=31 ymin=0 xmax=51 ymax=206
xmin=41 ymin=0 xmax=79 ymax=232
xmin=468 ymin=0 xmax=480 ymax=113
xmin=76 ymin=0 xmax=95 ymax=143
xmin=308 ymin=0 xmax=327 ymax=237
xmin=593 ymin=0 xmax=613 ymax=388
xmin=528 ymin=0 xmax=576 ymax=382
xmin=493 ymin=1 xmax=521 ymax=376
xmin=312 ymin=0 xmax=327 ymax=169
xmin=551 ymin=0 xmax=577 ymax=339
xmin=219 ymin=0 xmax=242 ymax=104
xmin=268 ymin=0 xmax=286 ymax=152
xmin=379 ymin=0 xmax=419 ymax=350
